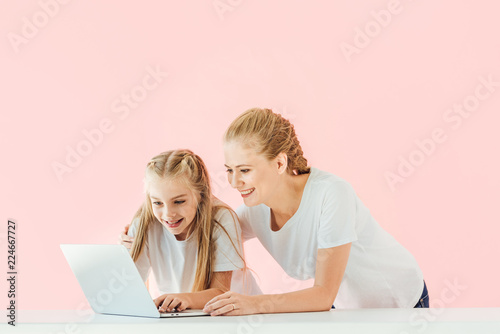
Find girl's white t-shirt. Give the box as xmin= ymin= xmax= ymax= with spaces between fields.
xmin=128 ymin=207 xmax=261 ymax=295
xmin=236 ymin=167 xmax=424 ymax=308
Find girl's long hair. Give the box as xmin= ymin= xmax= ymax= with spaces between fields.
xmin=130 ymin=149 xmax=245 ymax=292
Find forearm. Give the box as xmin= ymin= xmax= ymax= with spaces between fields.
xmin=253 ymin=285 xmax=335 ymax=314
xmin=185 ymin=288 xmax=227 ymax=309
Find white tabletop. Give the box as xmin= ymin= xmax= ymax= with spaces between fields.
xmin=3 ymin=308 xmax=500 ymax=334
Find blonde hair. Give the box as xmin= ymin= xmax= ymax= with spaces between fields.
xmin=130 ymin=149 xmax=244 ymax=292
xmin=224 ymin=108 xmax=310 ymax=175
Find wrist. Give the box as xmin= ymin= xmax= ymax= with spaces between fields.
xmin=252 ymin=294 xmax=268 ymax=314
xmin=176 ymin=293 xmax=193 ymax=308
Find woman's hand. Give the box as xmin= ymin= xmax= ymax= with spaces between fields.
xmin=119 ymin=224 xmax=134 ymax=249
xmin=203 ymin=291 xmax=258 ymax=316
xmin=154 ymin=293 xmax=193 ymax=312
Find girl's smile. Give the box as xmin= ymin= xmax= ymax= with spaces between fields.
xmin=148 ymin=177 xmax=199 ymax=241
xmin=163 ymin=217 xmax=184 ymax=228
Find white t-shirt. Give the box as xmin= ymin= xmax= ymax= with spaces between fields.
xmin=128 ymin=206 xmax=261 ymax=295
xmin=236 ymin=167 xmax=424 ymax=308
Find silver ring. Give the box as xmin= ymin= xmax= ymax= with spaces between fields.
xmin=231 ymin=303 xmax=235 ymax=311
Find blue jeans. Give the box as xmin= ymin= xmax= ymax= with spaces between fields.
xmin=331 ymin=281 xmax=429 ymax=309
xmin=413 ymin=280 xmax=429 ymax=308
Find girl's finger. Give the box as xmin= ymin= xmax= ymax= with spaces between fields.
xmin=168 ymin=298 xmax=182 ymax=312
xmin=177 ymin=300 xmax=187 ymax=312
xmin=154 ymin=295 xmax=166 ymax=308
xmin=160 ymin=296 xmax=174 ymax=312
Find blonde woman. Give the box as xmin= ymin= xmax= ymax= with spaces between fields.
xmin=123 ymin=149 xmax=259 ymax=313
xmin=203 ymin=108 xmax=428 ymax=316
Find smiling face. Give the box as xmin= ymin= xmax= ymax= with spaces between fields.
xmin=224 ymin=140 xmax=285 ymax=207
xmin=147 ymin=176 xmax=199 ymax=241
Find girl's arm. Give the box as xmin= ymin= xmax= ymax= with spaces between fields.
xmin=203 ymin=243 xmax=351 ymax=315
xmin=154 ymin=271 xmax=232 ymax=312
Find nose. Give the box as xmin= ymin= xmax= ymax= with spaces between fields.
xmin=228 ymin=172 xmax=242 ymax=189
xmin=162 ymin=206 xmax=177 ymax=221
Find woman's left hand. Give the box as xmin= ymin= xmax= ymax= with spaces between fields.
xmin=203 ymin=291 xmax=258 ymax=316
xmin=154 ymin=293 xmax=192 ymax=312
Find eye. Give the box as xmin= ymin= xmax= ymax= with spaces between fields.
xmin=174 ymin=200 xmax=185 ymax=205
xmin=240 ymin=169 xmax=250 ymax=173
xmin=226 ymin=169 xmax=233 ymax=174
xmin=152 ymin=201 xmax=162 ymax=206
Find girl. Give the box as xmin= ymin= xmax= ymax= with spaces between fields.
xmin=123 ymin=149 xmax=259 ymax=313
xmin=203 ymin=107 xmax=428 ymax=316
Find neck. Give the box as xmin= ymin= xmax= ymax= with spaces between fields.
xmin=265 ymin=172 xmax=310 ymax=219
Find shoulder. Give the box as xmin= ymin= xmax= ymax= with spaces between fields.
xmin=235 ymin=203 xmax=248 ymax=218
xmin=128 ymin=216 xmax=162 ymax=240
xmin=309 ymin=167 xmax=349 ymax=185
xmin=215 ymin=200 xmax=267 ymax=223
xmin=212 ymin=204 xmax=242 ymax=237
xmin=211 ymin=206 xmax=243 ymax=245
xmin=214 ymin=205 xmax=238 ymax=225
xmin=308 ymin=167 xmax=355 ymax=198
xmin=127 ymin=217 xmax=141 ymax=237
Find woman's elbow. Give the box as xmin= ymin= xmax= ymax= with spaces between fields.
xmin=315 ymin=287 xmax=336 ymax=311
xmin=319 ymin=300 xmax=334 ymax=311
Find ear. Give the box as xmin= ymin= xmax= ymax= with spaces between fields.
xmin=275 ymin=152 xmax=288 ymax=175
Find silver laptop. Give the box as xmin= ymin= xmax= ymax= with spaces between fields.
xmin=60 ymin=244 xmax=209 ymax=318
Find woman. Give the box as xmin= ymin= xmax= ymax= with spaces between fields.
xmin=202 ymin=108 xmax=428 ymax=315
xmin=125 ymin=149 xmax=259 ymax=312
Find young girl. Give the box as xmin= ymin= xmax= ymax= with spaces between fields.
xmin=203 ymin=107 xmax=428 ymax=316
xmin=123 ymin=149 xmax=259 ymax=312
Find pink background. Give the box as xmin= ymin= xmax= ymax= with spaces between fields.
xmin=1 ymin=0 xmax=499 ymax=311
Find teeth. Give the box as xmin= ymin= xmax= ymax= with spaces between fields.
xmin=166 ymin=218 xmax=182 ymax=225
xmin=240 ymin=188 xmax=254 ymax=195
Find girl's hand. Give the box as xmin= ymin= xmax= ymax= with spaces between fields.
xmin=154 ymin=293 xmax=193 ymax=312
xmin=119 ymin=224 xmax=134 ymax=249
xmin=203 ymin=291 xmax=258 ymax=316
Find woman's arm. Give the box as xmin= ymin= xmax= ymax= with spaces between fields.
xmin=154 ymin=271 xmax=232 ymax=312
xmin=203 ymin=243 xmax=351 ymax=315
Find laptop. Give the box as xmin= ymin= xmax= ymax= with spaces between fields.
xmin=60 ymin=244 xmax=209 ymax=318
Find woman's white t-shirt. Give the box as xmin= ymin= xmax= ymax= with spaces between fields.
xmin=128 ymin=207 xmax=260 ymax=295
xmin=236 ymin=167 xmax=424 ymax=308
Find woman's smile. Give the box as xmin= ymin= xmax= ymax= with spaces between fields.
xmin=239 ymin=188 xmax=255 ymax=197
